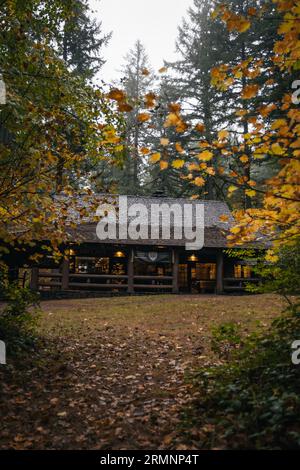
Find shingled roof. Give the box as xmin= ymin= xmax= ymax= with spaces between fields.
xmin=66 ymin=194 xmax=234 ymax=248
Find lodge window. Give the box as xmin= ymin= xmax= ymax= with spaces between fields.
xmin=71 ymin=256 xmax=127 ymax=276
xmin=134 ymin=251 xmax=172 ymax=277
xmin=196 ymin=263 xmax=216 ymax=280
xmin=234 ymin=264 xmax=252 ymax=279
xmin=73 ymin=257 xmax=110 ymax=274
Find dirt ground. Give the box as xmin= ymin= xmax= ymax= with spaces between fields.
xmin=0 ymin=294 xmax=285 ymax=450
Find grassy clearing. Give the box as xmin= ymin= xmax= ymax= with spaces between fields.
xmin=0 ymin=294 xmax=285 ymax=450
xmin=39 ymin=293 xmax=284 ymax=339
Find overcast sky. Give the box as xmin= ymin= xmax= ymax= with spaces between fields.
xmin=89 ymin=0 xmax=194 ymax=84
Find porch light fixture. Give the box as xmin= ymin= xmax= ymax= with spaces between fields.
xmin=188 ymin=254 xmax=198 ymax=262
xmin=114 ymin=251 xmax=125 ymax=258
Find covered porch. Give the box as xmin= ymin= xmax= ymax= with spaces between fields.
xmin=29 ymin=243 xmax=259 ymax=296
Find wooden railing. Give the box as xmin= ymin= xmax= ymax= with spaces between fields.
xmin=133 ymin=275 xmax=173 ymax=290
xmin=223 ymin=277 xmax=260 ymax=291
xmin=69 ymin=274 xmax=128 ymax=289
xmin=35 ymin=271 xmax=174 ymax=292
xmin=38 ymin=272 xmax=62 ymax=288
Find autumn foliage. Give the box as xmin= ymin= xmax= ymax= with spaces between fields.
xmin=105 ymin=0 xmax=300 ymax=260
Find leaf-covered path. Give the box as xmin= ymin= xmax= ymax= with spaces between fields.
xmin=0 ymin=295 xmax=283 ymax=450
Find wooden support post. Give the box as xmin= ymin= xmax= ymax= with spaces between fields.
xmin=172 ymin=249 xmax=179 ymax=294
xmin=30 ymin=267 xmax=39 ymax=291
xmin=127 ymin=249 xmax=134 ymax=294
xmin=216 ymin=250 xmax=224 ymax=295
xmin=61 ymin=258 xmax=69 ymax=290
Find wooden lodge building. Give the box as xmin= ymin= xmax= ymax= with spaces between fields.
xmin=8 ymin=195 xmax=261 ymax=297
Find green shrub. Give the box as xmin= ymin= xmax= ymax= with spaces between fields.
xmin=211 ymin=322 xmax=242 ymax=360
xmin=185 ymin=313 xmax=300 ymax=449
xmin=0 ymin=281 xmax=40 ymax=354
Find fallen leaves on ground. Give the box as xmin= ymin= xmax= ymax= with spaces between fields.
xmin=0 ymin=294 xmax=284 ymax=450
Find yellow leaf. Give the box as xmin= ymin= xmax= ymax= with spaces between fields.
xmin=265 ymin=250 xmax=279 ymax=263
xmin=198 ymin=150 xmax=214 ymax=161
xmin=194 ymin=177 xmax=205 ymax=187
xmin=219 ymin=215 xmax=229 ymax=222
xmin=228 ymin=185 xmax=238 ymax=193
xmin=211 ymin=9 xmax=219 ymax=20
xmin=160 ymin=138 xmax=170 ymax=146
xmin=245 ymin=189 xmax=256 ymax=198
xmin=271 ymin=143 xmax=285 ymax=155
xmin=230 ymin=226 xmax=241 ymax=234
xmin=172 ymin=159 xmax=185 ymax=169
xmin=234 ymin=70 xmax=243 ymax=79
xmin=237 ymin=19 xmax=251 ymax=33
xmin=218 ymin=130 xmax=229 ymax=140
xmin=271 ymin=119 xmax=287 ymax=130
xmin=149 ymin=152 xmax=161 ymax=163
xmin=164 ymin=113 xmax=181 ymax=128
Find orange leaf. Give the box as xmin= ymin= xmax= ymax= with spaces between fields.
xmin=241 ymin=84 xmax=259 ymax=100
xmin=164 ymin=113 xmax=181 ymax=128
xmin=149 ymin=152 xmax=161 ymax=163
xmin=160 ymin=160 xmax=169 ymax=170
xmin=194 ymin=177 xmax=205 ymax=187
xmin=195 ymin=123 xmax=206 ymax=133
xmin=168 ymin=102 xmax=181 ymax=113
xmin=107 ymin=88 xmax=126 ymax=102
xmin=240 ymin=154 xmax=249 ymax=163
xmin=137 ymin=113 xmax=151 ymax=123
xmin=198 ymin=150 xmax=214 ymax=161
xmin=175 ymin=142 xmax=184 ymax=153
xmin=118 ymin=102 xmax=133 ymax=112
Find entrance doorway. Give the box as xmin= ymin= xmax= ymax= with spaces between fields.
xmin=178 ymin=262 xmax=217 ymax=293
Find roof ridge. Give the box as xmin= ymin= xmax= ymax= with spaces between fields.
xmin=93 ymin=193 xmax=228 ymax=204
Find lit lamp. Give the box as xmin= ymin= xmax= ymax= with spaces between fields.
xmin=188 ymin=254 xmax=198 ymax=262
xmin=114 ymin=251 xmax=125 ymax=258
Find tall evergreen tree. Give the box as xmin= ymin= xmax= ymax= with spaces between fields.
xmin=167 ymin=0 xmax=286 ymax=206
xmin=117 ymin=40 xmax=155 ymax=194
xmin=60 ymin=0 xmax=111 ymax=80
